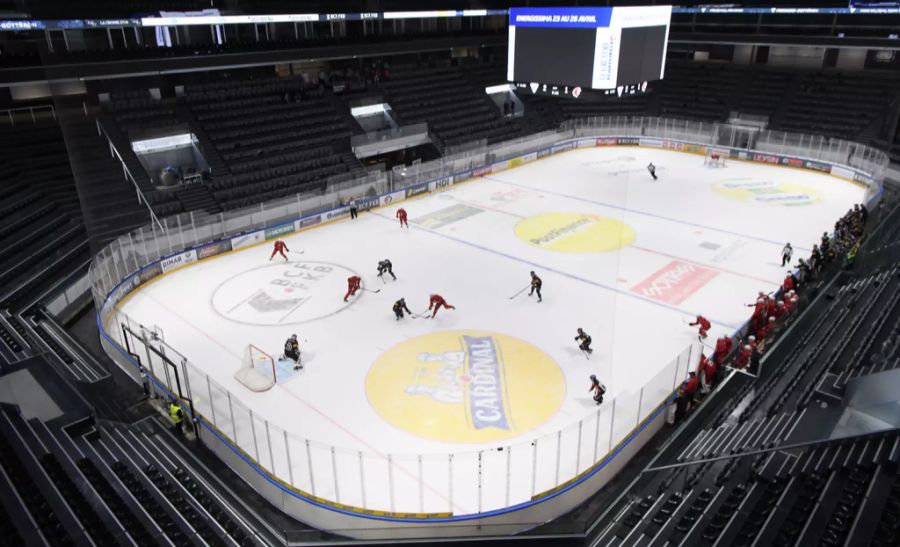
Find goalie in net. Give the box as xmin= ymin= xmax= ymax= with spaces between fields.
xmin=234 ymin=344 xmax=277 ymax=391
xmin=704 ymin=148 xmax=728 ymax=168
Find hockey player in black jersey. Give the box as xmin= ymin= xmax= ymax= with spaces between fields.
xmin=393 ymin=298 xmax=412 ymax=320
xmin=575 ymin=328 xmax=593 ymax=354
xmin=377 ymin=259 xmax=397 ymax=280
xmin=589 ymin=374 xmax=606 ymax=405
xmin=282 ymin=334 xmax=302 ymax=370
xmin=529 ymin=271 xmax=543 ymax=302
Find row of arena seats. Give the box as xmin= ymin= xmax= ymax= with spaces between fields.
xmin=0 ymin=123 xmax=91 ymax=313
xmin=95 ymin=58 xmax=900 ymax=219
xmin=0 ymin=402 xmax=260 ymax=545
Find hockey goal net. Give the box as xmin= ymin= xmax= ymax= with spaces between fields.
xmin=704 ymin=148 xmax=728 ymax=168
xmin=234 ymin=345 xmax=276 ymax=392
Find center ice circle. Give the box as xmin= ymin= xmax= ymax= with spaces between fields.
xmin=366 ymin=330 xmax=565 ymax=443
xmin=210 ymin=261 xmax=358 ymax=326
xmin=514 ymin=212 xmax=636 ymax=253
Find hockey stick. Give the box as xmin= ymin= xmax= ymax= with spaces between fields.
xmin=581 ymin=348 xmax=591 ymax=360
xmin=290 ymin=250 xmax=305 ymax=255
xmin=508 ymin=284 xmax=531 ymax=300
xmin=378 ymin=274 xmax=386 ymax=284
xmin=361 ymin=287 xmax=381 ymax=294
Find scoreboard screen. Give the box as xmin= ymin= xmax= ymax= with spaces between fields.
xmin=507 ymin=6 xmax=672 ymax=94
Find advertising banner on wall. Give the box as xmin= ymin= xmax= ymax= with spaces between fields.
xmin=682 ymin=143 xmax=704 ymax=154
xmin=617 ymin=137 xmax=640 ymax=145
xmin=663 ymin=140 xmax=683 ymax=151
xmin=578 ymin=138 xmax=597 ymax=148
xmin=551 ymin=142 xmax=574 ymax=155
xmin=381 ymin=190 xmax=405 ymax=206
xmin=596 ymin=137 xmax=618 ymax=146
xmin=264 ymin=223 xmax=296 ymax=240
xmin=231 ymin=229 xmax=265 ymax=250
xmin=537 ymin=148 xmax=551 ymax=159
xmin=491 ymin=160 xmax=511 ymax=173
xmin=295 ymin=215 xmax=322 ymax=231
xmin=432 ymin=176 xmax=452 ymax=191
xmin=405 ymin=182 xmax=430 ymax=199
xmin=803 ymin=160 xmax=831 ymax=173
xmin=779 ymin=156 xmax=804 ymax=168
xmin=830 ymin=165 xmax=855 ymax=180
xmin=453 ymin=170 xmax=472 ymax=184
xmin=356 ymin=195 xmax=381 ymax=211
xmin=752 ymin=153 xmax=779 ymax=164
xmin=197 ymin=240 xmax=233 ymax=260
xmin=521 ymin=152 xmax=538 ymax=163
xmin=639 ymin=138 xmax=662 ymax=147
xmin=138 ymin=263 xmax=162 ymax=285
xmin=325 ymin=207 xmax=350 ymax=221
xmin=161 ymin=249 xmax=197 ymax=273
xmin=854 ymin=172 xmax=874 ymax=187
xmin=473 ymin=165 xmax=493 ymax=177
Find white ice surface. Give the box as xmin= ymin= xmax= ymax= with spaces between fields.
xmin=117 ymin=146 xmax=865 ymax=514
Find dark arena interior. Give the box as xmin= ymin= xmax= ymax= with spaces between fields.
xmin=2 ymin=1 xmax=900 ymax=546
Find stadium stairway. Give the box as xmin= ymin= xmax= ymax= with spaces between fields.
xmin=174 ymin=103 xmax=231 ymax=178
xmin=175 ymin=184 xmax=221 ymax=215
xmin=55 ymin=105 xmax=177 ymax=251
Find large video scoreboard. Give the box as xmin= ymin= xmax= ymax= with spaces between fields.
xmin=507 ymin=6 xmax=672 ymax=96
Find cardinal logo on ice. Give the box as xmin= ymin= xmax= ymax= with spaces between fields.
xmin=367 ymin=330 xmax=565 ymax=443
xmin=406 ymin=337 xmax=510 ymax=431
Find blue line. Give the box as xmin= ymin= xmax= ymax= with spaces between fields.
xmin=370 ymin=211 xmax=740 ymax=330
xmin=486 ymin=175 xmax=812 ymax=252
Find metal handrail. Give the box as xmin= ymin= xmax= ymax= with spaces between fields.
xmin=94 ymin=119 xmax=166 ymax=233
xmin=0 ymin=104 xmax=56 ymax=125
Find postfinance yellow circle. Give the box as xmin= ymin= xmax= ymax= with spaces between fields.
xmin=514 ymin=212 xmax=636 ymax=253
xmin=366 ymin=331 xmax=565 ymax=443
xmin=715 ymin=179 xmax=821 ymax=206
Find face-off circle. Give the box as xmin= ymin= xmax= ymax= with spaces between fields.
xmin=515 ymin=211 xmax=636 ymax=253
xmin=210 ymin=261 xmax=358 ymax=326
xmin=366 ymin=330 xmax=565 ymax=443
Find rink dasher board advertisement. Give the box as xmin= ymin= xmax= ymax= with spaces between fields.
xmin=104 ymin=134 xmax=880 ymax=324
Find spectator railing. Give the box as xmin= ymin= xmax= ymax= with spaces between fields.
xmin=0 ymin=104 xmax=56 ymax=126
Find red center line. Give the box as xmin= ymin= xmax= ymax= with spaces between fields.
xmin=629 ymin=244 xmax=781 ymax=286
xmin=139 ymin=292 xmax=468 ymax=513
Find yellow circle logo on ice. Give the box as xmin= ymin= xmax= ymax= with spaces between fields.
xmin=715 ymin=179 xmax=821 ymax=206
xmin=366 ymin=331 xmax=565 ymax=443
xmin=514 ymin=212 xmax=635 ymax=253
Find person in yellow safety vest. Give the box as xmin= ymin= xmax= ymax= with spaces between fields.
xmin=169 ymin=402 xmax=184 ymax=435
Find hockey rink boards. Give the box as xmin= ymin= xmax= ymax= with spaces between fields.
xmin=117 ymin=146 xmax=866 ymax=515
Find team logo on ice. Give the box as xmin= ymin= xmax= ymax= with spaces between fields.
xmin=514 ymin=212 xmax=636 ymax=253
xmin=366 ymin=331 xmax=565 ymax=443
xmin=715 ymin=179 xmax=820 ymax=206
xmin=210 ymin=261 xmax=358 ymax=325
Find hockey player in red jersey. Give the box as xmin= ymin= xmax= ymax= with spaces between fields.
xmin=713 ymin=335 xmax=733 ymax=366
xmin=344 ymin=276 xmax=362 ymax=302
xmin=698 ymin=354 xmax=717 ymax=394
xmin=427 ymin=294 xmax=455 ymax=318
xmin=782 ymin=273 xmax=795 ymax=293
xmin=270 ymin=239 xmax=289 ymax=261
xmin=689 ymin=315 xmax=711 ymax=339
xmin=396 ymin=208 xmax=409 ymax=228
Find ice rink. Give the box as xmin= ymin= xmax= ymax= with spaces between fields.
xmin=117 ymin=146 xmax=866 ymax=515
